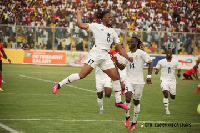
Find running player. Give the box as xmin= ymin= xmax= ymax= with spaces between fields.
xmin=155 ymin=49 xmax=181 ymax=115
xmin=52 ymin=8 xmax=133 ymax=110
xmin=113 ymin=37 xmax=153 ymax=131
xmin=95 ymin=67 xmax=112 ymax=114
xmin=0 ymin=42 xmax=11 ymax=91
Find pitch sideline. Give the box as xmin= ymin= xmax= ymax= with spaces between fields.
xmin=0 ymin=122 xmax=19 ymax=133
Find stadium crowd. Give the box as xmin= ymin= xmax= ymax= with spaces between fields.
xmin=0 ymin=0 xmax=199 ymax=55
xmin=0 ymin=0 xmax=200 ymax=33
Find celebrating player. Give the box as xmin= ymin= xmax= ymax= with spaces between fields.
xmin=113 ymin=37 xmax=153 ymax=131
xmin=52 ymin=8 xmax=133 ymax=110
xmin=95 ymin=67 xmax=112 ymax=114
xmin=0 ymin=42 xmax=11 ymax=91
xmin=155 ymin=49 xmax=181 ymax=115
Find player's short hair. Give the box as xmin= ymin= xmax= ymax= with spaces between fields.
xmin=165 ymin=48 xmax=172 ymax=53
xmin=97 ymin=10 xmax=110 ymax=20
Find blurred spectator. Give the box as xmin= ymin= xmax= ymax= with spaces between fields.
xmin=0 ymin=0 xmax=199 ymax=54
xmin=22 ymin=43 xmax=30 ymax=50
xmin=0 ymin=0 xmax=199 ymax=32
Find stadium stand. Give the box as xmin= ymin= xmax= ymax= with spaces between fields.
xmin=0 ymin=0 xmax=200 ymax=55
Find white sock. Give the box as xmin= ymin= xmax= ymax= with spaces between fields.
xmin=163 ymin=98 xmax=169 ymax=111
xmin=125 ymin=102 xmax=131 ymax=117
xmin=132 ymin=104 xmax=140 ymax=123
xmin=97 ymin=98 xmax=103 ymax=110
xmin=112 ymin=80 xmax=122 ymax=103
xmin=59 ymin=73 xmax=80 ymax=87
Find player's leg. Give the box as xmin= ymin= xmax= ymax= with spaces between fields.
xmin=120 ymin=80 xmax=125 ymax=95
xmin=101 ymin=58 xmax=129 ymax=110
xmin=96 ymin=78 xmax=112 ymax=114
xmin=97 ymin=87 xmax=112 ymax=114
xmin=104 ymin=77 xmax=112 ymax=98
xmin=104 ymin=67 xmax=129 ymax=110
xmin=96 ymin=80 xmax=104 ymax=114
xmin=52 ymin=63 xmax=93 ymax=94
xmin=104 ymin=87 xmax=112 ymax=98
xmin=169 ymin=83 xmax=176 ymax=100
xmin=124 ymin=83 xmax=132 ymax=127
xmin=120 ymin=71 xmax=126 ymax=95
xmin=129 ymin=84 xmax=143 ymax=131
xmin=0 ymin=60 xmax=2 ymax=91
xmin=97 ymin=91 xmax=104 ymax=114
xmin=161 ymin=83 xmax=170 ymax=114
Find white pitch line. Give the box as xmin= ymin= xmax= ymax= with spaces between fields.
xmin=19 ymin=75 xmax=96 ymax=93
xmin=0 ymin=119 xmax=199 ymax=125
xmin=0 ymin=122 xmax=19 ymax=133
xmin=0 ymin=93 xmax=96 ymax=97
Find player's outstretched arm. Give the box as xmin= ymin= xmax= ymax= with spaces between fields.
xmin=77 ymin=7 xmax=89 ymax=30
xmin=111 ymin=56 xmax=125 ymax=70
xmin=116 ymin=44 xmax=133 ymax=62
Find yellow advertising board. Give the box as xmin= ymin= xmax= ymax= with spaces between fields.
xmin=2 ymin=49 xmax=24 ymax=63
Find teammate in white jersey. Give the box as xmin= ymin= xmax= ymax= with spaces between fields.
xmin=113 ymin=37 xmax=153 ymax=131
xmin=52 ymin=8 xmax=133 ymax=110
xmin=114 ymin=52 xmax=126 ymax=95
xmin=95 ymin=67 xmax=112 ymax=114
xmin=155 ymin=49 xmax=181 ymax=115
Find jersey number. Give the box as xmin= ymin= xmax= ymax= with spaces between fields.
xmin=88 ymin=59 xmax=94 ymax=65
xmin=130 ymin=63 xmax=135 ymax=69
xmin=168 ymin=67 xmax=171 ymax=74
xmin=107 ymin=33 xmax=111 ymax=42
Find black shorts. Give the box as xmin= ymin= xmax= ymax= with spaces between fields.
xmin=0 ymin=60 xmax=2 ymax=71
xmin=183 ymin=73 xmax=191 ymax=79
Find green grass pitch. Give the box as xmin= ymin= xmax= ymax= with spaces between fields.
xmin=0 ymin=64 xmax=200 ymax=133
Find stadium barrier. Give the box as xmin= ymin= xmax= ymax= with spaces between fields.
xmin=3 ymin=49 xmax=198 ymax=70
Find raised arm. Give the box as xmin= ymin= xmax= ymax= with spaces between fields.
xmin=77 ymin=7 xmax=89 ymax=30
xmin=116 ymin=44 xmax=133 ymax=62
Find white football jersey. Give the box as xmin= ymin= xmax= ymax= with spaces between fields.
xmin=156 ymin=58 xmax=181 ymax=83
xmin=88 ymin=23 xmax=120 ymax=50
xmin=120 ymin=49 xmax=152 ymax=84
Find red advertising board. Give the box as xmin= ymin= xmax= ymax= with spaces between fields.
xmin=23 ymin=50 xmax=66 ymax=65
